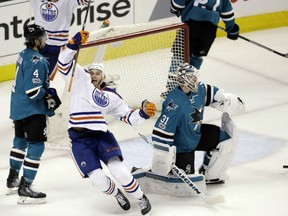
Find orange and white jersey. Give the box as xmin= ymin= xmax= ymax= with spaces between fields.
xmin=31 ymin=0 xmax=88 ymax=46
xmin=57 ymin=47 xmax=145 ymax=132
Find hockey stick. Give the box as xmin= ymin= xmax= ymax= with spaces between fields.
xmin=218 ymin=26 xmax=288 ymax=58
xmin=68 ymin=0 xmax=92 ymax=92
xmin=171 ymin=165 xmax=225 ymax=205
xmin=132 ymin=126 xmax=225 ymax=205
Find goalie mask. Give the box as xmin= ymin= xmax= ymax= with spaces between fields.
xmin=177 ymin=63 xmax=199 ymax=92
xmin=88 ymin=63 xmax=106 ymax=87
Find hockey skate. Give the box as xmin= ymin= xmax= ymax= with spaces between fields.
xmin=6 ymin=168 xmax=20 ymax=195
xmin=17 ymin=177 xmax=46 ymax=204
xmin=115 ymin=189 xmax=130 ymax=211
xmin=199 ymin=165 xmax=225 ymax=185
xmin=137 ymin=194 xmax=152 ymax=215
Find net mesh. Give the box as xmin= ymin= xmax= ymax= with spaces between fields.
xmin=46 ymin=22 xmax=188 ymax=150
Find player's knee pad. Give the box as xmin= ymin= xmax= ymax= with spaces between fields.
xmin=202 ymin=113 xmax=238 ymax=180
xmin=88 ymin=168 xmax=112 ymax=191
xmin=107 ymin=156 xmax=131 ymax=182
xmin=152 ymin=143 xmax=176 ymax=176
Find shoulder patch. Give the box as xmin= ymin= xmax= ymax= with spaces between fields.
xmin=166 ymin=99 xmax=179 ymax=111
xmin=31 ymin=55 xmax=41 ymax=64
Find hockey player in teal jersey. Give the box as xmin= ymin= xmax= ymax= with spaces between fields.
xmin=162 ymin=0 xmax=240 ymax=98
xmin=170 ymin=0 xmax=239 ymax=69
xmin=6 ymin=24 xmax=61 ymax=204
xmin=152 ymin=63 xmax=245 ymax=184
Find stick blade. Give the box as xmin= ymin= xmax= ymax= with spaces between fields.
xmin=205 ymin=195 xmax=225 ymax=205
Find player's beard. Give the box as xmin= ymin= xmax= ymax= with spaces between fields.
xmin=91 ymin=79 xmax=102 ymax=88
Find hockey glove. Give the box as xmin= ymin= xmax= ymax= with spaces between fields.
xmin=227 ymin=24 xmax=239 ymax=40
xmin=45 ymin=88 xmax=62 ymax=111
xmin=212 ymin=89 xmax=245 ymax=113
xmin=170 ymin=8 xmax=181 ymax=17
xmin=67 ymin=30 xmax=90 ymax=50
xmin=139 ymin=100 xmax=156 ymax=119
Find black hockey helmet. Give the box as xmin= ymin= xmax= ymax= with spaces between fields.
xmin=24 ymin=24 xmax=46 ymax=40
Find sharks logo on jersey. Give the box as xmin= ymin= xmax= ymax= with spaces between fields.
xmin=40 ymin=2 xmax=58 ymax=22
xmin=92 ymin=89 xmax=109 ymax=107
xmin=31 ymin=55 xmax=40 ymax=64
xmin=166 ymin=99 xmax=179 ymax=111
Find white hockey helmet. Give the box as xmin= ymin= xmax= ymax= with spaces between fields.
xmin=88 ymin=62 xmax=105 ymax=74
xmin=177 ymin=63 xmax=199 ymax=92
xmin=88 ymin=63 xmax=106 ymax=87
xmin=88 ymin=62 xmax=106 ymax=77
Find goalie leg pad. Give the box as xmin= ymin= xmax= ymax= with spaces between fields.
xmin=152 ymin=143 xmax=176 ymax=176
xmin=132 ymin=168 xmax=206 ymax=197
xmin=201 ymin=113 xmax=238 ymax=181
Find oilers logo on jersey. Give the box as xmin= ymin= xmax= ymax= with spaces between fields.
xmin=92 ymin=89 xmax=109 ymax=107
xmin=40 ymin=2 xmax=58 ymax=22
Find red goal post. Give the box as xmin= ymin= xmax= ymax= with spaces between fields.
xmin=79 ymin=22 xmax=189 ymax=108
xmin=46 ymin=22 xmax=189 ymax=150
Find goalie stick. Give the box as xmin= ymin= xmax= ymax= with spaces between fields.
xmin=218 ymin=26 xmax=288 ymax=58
xmin=133 ymin=126 xmax=225 ymax=205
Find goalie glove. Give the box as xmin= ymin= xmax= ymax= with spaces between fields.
xmin=45 ymin=88 xmax=62 ymax=111
xmin=211 ymin=89 xmax=245 ymax=113
xmin=139 ymin=100 xmax=156 ymax=119
xmin=67 ymin=30 xmax=90 ymax=50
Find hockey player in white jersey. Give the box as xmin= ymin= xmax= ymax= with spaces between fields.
xmin=30 ymin=0 xmax=89 ymax=77
xmin=57 ymin=31 xmax=155 ymax=215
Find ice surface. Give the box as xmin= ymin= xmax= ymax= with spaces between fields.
xmin=1 ymin=27 xmax=288 ymax=216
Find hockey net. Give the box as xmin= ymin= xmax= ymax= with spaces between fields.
xmin=46 ymin=22 xmax=189 ymax=150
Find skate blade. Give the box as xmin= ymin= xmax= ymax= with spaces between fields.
xmin=143 ymin=211 xmax=152 ymax=216
xmin=17 ymin=196 xmax=46 ymax=204
xmin=6 ymin=188 xmax=18 ymax=196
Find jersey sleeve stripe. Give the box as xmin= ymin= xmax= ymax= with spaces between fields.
xmin=205 ymin=84 xmax=212 ymax=106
